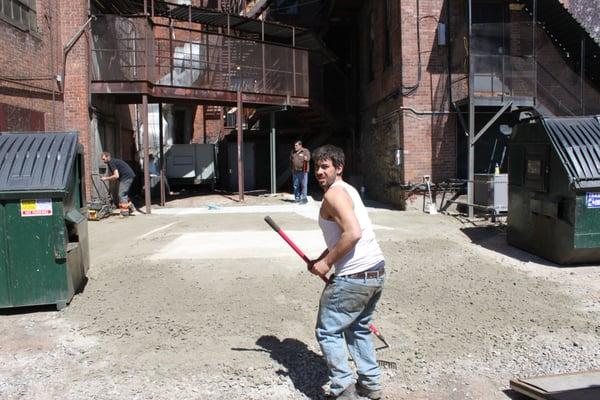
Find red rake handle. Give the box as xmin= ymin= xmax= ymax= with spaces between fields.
xmin=264 ymin=216 xmax=310 ymax=263
xmin=264 ymin=216 xmax=328 ymax=283
xmin=368 ymin=323 xmax=390 ymax=348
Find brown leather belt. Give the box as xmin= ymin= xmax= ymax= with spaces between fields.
xmin=344 ymin=267 xmax=385 ymax=280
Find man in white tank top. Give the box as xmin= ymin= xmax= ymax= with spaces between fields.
xmin=308 ymin=145 xmax=385 ymax=399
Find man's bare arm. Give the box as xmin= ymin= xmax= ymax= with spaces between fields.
xmin=101 ymin=168 xmax=120 ymax=181
xmin=310 ymin=186 xmax=361 ymax=276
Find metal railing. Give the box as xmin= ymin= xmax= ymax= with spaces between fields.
xmin=451 ymin=20 xmax=600 ymax=116
xmin=90 ymin=15 xmax=309 ymax=99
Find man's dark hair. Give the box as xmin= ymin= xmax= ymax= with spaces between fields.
xmin=313 ymin=145 xmax=345 ymax=168
xmin=294 ymin=139 xmax=302 ymax=146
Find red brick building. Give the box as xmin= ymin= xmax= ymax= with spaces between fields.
xmin=356 ymin=0 xmax=455 ymax=206
xmin=311 ymin=0 xmax=600 ymax=209
xmin=2 ymin=0 xmax=600 ymax=210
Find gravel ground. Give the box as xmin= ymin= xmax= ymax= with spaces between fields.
xmin=1 ymin=193 xmax=599 ymax=399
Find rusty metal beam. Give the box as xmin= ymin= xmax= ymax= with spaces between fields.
xmin=142 ymin=94 xmax=151 ymax=214
xmin=90 ymin=82 xmax=309 ymax=107
xmin=237 ymin=89 xmax=244 ymax=202
xmin=158 ymin=102 xmax=165 ymax=206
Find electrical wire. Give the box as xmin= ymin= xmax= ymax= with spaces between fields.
xmin=400 ymin=0 xmax=422 ymax=96
xmin=374 ymin=0 xmax=422 ymax=103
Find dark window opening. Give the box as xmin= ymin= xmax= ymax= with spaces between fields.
xmin=173 ymin=109 xmax=186 ymax=144
xmin=384 ymin=0 xmax=392 ymax=68
xmin=0 ymin=0 xmax=38 ymax=33
xmin=368 ymin=10 xmax=375 ymax=82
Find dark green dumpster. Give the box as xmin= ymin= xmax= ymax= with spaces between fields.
xmin=507 ymin=116 xmax=600 ymax=264
xmin=0 ymin=132 xmax=90 ymax=309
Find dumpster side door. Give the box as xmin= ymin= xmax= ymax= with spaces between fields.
xmin=0 ymin=202 xmax=10 ymax=306
xmin=5 ymin=199 xmax=67 ymax=307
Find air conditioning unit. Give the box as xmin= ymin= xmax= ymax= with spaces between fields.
xmin=474 ymin=173 xmax=508 ymax=213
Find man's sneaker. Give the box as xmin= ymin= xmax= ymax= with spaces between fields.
xmin=326 ymin=384 xmax=358 ymax=399
xmin=355 ymin=382 xmax=382 ymax=399
xmin=300 ymin=198 xmax=308 ymax=204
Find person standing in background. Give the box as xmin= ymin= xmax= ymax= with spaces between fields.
xmin=290 ymin=139 xmax=311 ymax=204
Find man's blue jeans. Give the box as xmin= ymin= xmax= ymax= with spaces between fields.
xmin=118 ymin=177 xmax=133 ymax=204
xmin=292 ymin=171 xmax=307 ymax=201
xmin=315 ymin=272 xmax=385 ymax=396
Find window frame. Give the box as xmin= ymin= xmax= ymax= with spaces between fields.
xmin=0 ymin=0 xmax=38 ymax=34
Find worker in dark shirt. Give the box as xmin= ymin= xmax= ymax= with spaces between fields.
xmin=101 ymin=151 xmax=136 ymax=216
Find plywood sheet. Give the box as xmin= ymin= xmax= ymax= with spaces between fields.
xmin=510 ymin=370 xmax=600 ymax=400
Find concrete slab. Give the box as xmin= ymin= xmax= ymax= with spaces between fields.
xmin=150 ymin=230 xmax=326 ymax=260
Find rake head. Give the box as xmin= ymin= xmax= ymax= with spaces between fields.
xmin=377 ymin=359 xmax=398 ymax=370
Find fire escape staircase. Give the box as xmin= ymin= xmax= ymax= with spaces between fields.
xmin=463 ymin=0 xmax=600 ymax=120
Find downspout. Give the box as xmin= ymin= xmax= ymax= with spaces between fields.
xmin=362 ymin=0 xmax=423 ymax=108
xmin=446 ymin=0 xmax=457 ymax=178
xmin=401 ymin=0 xmax=422 ymax=96
xmin=44 ymin=13 xmax=56 ymax=131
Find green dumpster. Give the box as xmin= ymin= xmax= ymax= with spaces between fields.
xmin=507 ymin=116 xmax=600 ymax=264
xmin=0 ymin=132 xmax=90 ymax=309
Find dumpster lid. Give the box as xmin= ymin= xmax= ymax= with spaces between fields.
xmin=542 ymin=116 xmax=600 ymax=190
xmin=0 ymin=132 xmax=79 ymax=196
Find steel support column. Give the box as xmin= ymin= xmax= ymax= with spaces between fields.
xmin=159 ymin=102 xmax=165 ymax=206
xmin=581 ymin=35 xmax=585 ymax=114
xmin=142 ymin=94 xmax=151 ymax=214
xmin=270 ymin=112 xmax=276 ymax=195
xmin=468 ymin=0 xmax=474 ymax=218
xmin=237 ymin=89 xmax=244 ymax=202
xmin=533 ymin=0 xmax=537 ymax=104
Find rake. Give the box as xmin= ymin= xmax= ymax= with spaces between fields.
xmin=264 ymin=215 xmax=397 ymax=369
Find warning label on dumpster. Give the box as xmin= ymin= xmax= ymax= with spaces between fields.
xmin=586 ymin=193 xmax=600 ymax=209
xmin=20 ymin=199 xmax=53 ymax=217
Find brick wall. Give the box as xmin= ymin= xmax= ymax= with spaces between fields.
xmin=0 ymin=0 xmax=64 ymax=131
xmin=358 ymin=0 xmax=455 ymax=208
xmin=58 ymin=0 xmax=92 ymax=198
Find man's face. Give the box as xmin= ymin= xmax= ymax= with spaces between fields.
xmin=294 ymin=142 xmax=301 ymax=151
xmin=101 ymin=154 xmax=109 ymax=164
xmin=314 ymin=158 xmax=342 ymax=190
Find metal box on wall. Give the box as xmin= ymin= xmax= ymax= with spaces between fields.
xmin=474 ymin=173 xmax=508 ymax=212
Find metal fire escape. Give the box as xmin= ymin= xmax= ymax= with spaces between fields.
xmin=453 ymin=0 xmax=600 ymax=217
xmin=89 ymin=0 xmax=310 ymax=210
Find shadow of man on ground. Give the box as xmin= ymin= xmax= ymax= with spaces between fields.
xmin=256 ymin=335 xmax=328 ymax=399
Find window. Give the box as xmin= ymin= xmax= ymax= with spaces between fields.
xmin=0 ymin=0 xmax=37 ymax=33
xmin=368 ymin=11 xmax=375 ymax=82
xmin=384 ymin=0 xmax=392 ymax=67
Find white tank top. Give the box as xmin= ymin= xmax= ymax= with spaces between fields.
xmin=318 ymin=180 xmax=385 ymax=276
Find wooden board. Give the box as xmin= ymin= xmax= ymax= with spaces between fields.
xmin=510 ymin=370 xmax=600 ymax=400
